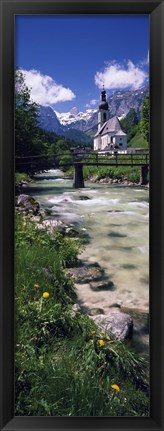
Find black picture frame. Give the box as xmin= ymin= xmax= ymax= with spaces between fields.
xmin=0 ymin=0 xmax=164 ymax=430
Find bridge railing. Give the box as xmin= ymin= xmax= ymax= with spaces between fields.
xmin=15 ymin=150 xmax=149 ymax=168
xmin=71 ymin=151 xmax=149 ymax=167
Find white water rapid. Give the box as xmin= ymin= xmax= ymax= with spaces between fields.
xmin=25 ymin=169 xmax=149 ymax=315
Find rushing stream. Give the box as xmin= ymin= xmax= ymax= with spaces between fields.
xmin=25 ymin=169 xmax=149 ymax=316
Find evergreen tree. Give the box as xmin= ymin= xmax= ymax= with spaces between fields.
xmin=126 ymin=108 xmax=138 ymax=131
xmin=140 ymin=95 xmax=149 ymax=143
xmin=15 ymin=70 xmax=39 ymax=157
xmin=121 ymin=108 xmax=138 ymax=135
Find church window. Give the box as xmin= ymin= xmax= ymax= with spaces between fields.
xmin=111 ymin=137 xmax=113 ymax=143
xmin=103 ymin=113 xmax=106 ymax=121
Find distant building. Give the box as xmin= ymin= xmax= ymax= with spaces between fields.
xmin=94 ymin=88 xmax=127 ymax=152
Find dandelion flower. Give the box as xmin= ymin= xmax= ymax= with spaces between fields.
xmin=111 ymin=384 xmax=120 ymax=392
xmin=34 ymin=283 xmax=39 ymax=288
xmin=106 ymin=336 xmax=111 ymax=341
xmin=98 ymin=339 xmax=105 ymax=347
xmin=100 ymin=331 xmax=106 ymax=336
xmin=42 ymin=292 xmax=49 ymax=299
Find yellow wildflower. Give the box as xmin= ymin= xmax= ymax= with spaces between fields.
xmin=98 ymin=339 xmax=105 ymax=347
xmin=42 ymin=292 xmax=49 ymax=299
xmin=106 ymin=336 xmax=111 ymax=341
xmin=34 ymin=283 xmax=39 ymax=288
xmin=111 ymin=384 xmax=120 ymax=392
xmin=100 ymin=331 xmax=106 ymax=336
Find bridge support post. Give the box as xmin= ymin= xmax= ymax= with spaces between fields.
xmin=73 ymin=163 xmax=84 ymax=188
xmin=140 ymin=165 xmax=148 ymax=185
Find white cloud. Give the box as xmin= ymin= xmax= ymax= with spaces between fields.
xmin=95 ymin=60 xmax=148 ymax=90
xmin=90 ymin=99 xmax=98 ymax=106
xmin=19 ymin=69 xmax=76 ymax=105
xmin=139 ymin=51 xmax=149 ymax=67
xmin=85 ymin=98 xmax=98 ymax=108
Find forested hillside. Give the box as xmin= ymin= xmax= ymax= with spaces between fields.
xmin=15 ymin=70 xmax=90 ymax=174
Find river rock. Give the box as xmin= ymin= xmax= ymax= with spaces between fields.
xmin=90 ymin=280 xmax=115 ymax=291
xmin=16 ymin=194 xmax=40 ymax=214
xmin=109 ymin=303 xmax=121 ymax=309
xmin=107 ymin=209 xmax=121 ymax=213
xmin=99 ymin=178 xmax=107 ymax=183
xmin=65 ymin=262 xmax=104 ymax=283
xmin=89 ymin=308 xmax=105 ymax=316
xmin=90 ymin=175 xmax=99 ymax=182
xmin=44 ymin=208 xmax=53 ymax=216
xmin=65 ymin=227 xmax=80 ymax=236
xmin=90 ymin=312 xmax=133 ymax=341
xmin=77 ymin=195 xmax=91 ymax=200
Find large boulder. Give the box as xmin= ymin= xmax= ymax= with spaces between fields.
xmin=16 ymin=194 xmax=40 ymax=215
xmin=90 ymin=312 xmax=133 ymax=341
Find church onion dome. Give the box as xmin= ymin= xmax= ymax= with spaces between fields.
xmin=99 ymin=100 xmax=109 ymax=110
xmin=99 ymin=88 xmax=109 ymax=111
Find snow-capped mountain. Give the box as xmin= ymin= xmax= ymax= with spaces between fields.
xmin=56 ymin=86 xmax=148 ymax=133
xmin=37 ymin=105 xmax=93 ymax=145
xmin=55 ymin=107 xmax=97 ymax=127
xmin=37 ymin=86 xmax=149 ymax=141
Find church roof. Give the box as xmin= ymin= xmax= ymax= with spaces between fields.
xmin=115 ymin=130 xmax=127 ymax=136
xmin=94 ymin=116 xmax=127 ymax=137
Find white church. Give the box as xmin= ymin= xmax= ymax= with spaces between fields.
xmin=93 ymin=88 xmax=127 ymax=152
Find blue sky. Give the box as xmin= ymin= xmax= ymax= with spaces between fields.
xmin=15 ymin=15 xmax=149 ymax=113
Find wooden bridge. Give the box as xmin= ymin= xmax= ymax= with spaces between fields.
xmin=15 ymin=150 xmax=149 ymax=188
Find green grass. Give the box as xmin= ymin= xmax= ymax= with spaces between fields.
xmin=65 ymin=130 xmax=149 ymax=183
xmin=128 ymin=129 xmax=148 ymax=148
xmin=65 ymin=159 xmax=142 ymax=183
xmin=83 ymin=164 xmax=142 ymax=183
xmin=15 ymin=213 xmax=149 ymax=416
xmin=15 ymin=172 xmax=30 ymax=186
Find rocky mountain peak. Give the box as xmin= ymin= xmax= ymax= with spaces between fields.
xmin=70 ymin=106 xmax=79 ymax=115
xmin=37 ymin=86 xmax=149 ymax=142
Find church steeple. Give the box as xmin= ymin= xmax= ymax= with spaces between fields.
xmin=98 ymin=86 xmax=109 ymax=131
